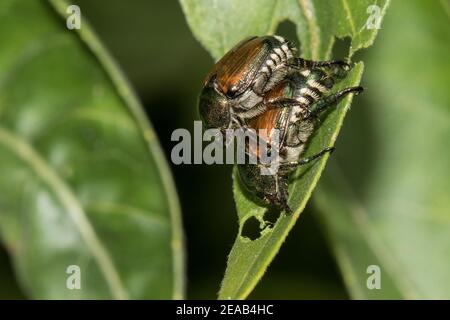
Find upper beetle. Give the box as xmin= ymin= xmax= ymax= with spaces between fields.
xmin=199 ymin=35 xmax=297 ymax=130
xmin=198 ymin=35 xmax=351 ymax=131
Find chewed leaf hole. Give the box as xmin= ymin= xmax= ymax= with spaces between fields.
xmin=264 ymin=207 xmax=281 ymax=225
xmin=274 ymin=20 xmax=298 ymax=50
xmin=332 ymin=36 xmax=352 ymax=61
xmin=240 ymin=216 xmax=262 ymax=241
xmin=240 ymin=209 xmax=280 ymax=241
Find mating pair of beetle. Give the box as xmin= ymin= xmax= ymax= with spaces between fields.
xmin=199 ymin=35 xmax=362 ymax=214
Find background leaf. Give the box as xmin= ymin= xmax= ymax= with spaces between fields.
xmin=315 ymin=0 xmax=450 ymax=299
xmin=180 ymin=0 xmax=389 ymax=299
xmin=180 ymin=0 xmax=388 ymax=61
xmin=0 ymin=0 xmax=184 ymax=299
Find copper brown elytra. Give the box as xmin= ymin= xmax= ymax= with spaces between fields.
xmin=198 ymin=35 xmax=353 ymax=131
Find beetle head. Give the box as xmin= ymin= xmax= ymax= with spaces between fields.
xmin=199 ymin=84 xmax=231 ymax=130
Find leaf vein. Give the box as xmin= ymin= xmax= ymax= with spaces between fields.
xmin=298 ymin=0 xmax=321 ymax=59
xmin=341 ymin=0 xmax=357 ymax=35
xmin=0 ymin=126 xmax=129 ymax=299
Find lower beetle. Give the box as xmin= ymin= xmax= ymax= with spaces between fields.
xmin=199 ymin=35 xmax=351 ymax=131
xmin=237 ymin=63 xmax=363 ymax=213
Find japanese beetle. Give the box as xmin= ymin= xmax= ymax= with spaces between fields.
xmin=199 ymin=35 xmax=350 ymax=130
xmin=238 ymin=66 xmax=363 ymax=214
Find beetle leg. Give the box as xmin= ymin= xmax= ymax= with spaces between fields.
xmin=285 ymin=139 xmax=303 ymax=148
xmin=288 ymin=58 xmax=350 ymax=70
xmin=284 ymin=123 xmax=304 ymax=148
xmin=281 ymin=147 xmax=335 ymax=167
xmin=308 ymin=86 xmax=364 ymax=117
xmin=230 ymin=116 xmax=242 ymax=128
xmin=277 ymin=177 xmax=292 ymax=214
xmin=267 ymin=177 xmax=292 ymax=214
xmin=264 ymin=97 xmax=306 ymax=111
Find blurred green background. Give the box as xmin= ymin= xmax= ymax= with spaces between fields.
xmin=0 ymin=0 xmax=448 ymax=299
xmin=0 ymin=0 xmax=346 ymax=299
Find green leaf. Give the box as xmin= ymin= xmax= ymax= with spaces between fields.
xmin=315 ymin=0 xmax=450 ymax=299
xmin=180 ymin=0 xmax=389 ymax=61
xmin=180 ymin=0 xmax=389 ymax=299
xmin=0 ymin=0 xmax=184 ymax=299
